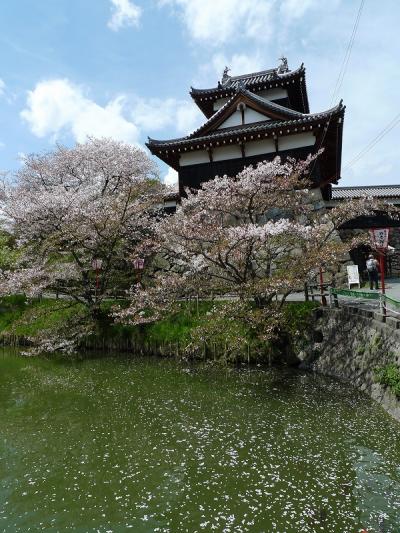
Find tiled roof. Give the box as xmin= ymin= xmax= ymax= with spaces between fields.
xmin=185 ymin=89 xmax=305 ymax=140
xmin=147 ymin=99 xmax=344 ymax=149
xmin=190 ymin=66 xmax=304 ymax=96
xmin=243 ymin=91 xmax=305 ymax=118
xmin=332 ymin=185 xmax=400 ymax=199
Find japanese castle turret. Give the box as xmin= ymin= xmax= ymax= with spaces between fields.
xmin=147 ymin=59 xmax=345 ymax=200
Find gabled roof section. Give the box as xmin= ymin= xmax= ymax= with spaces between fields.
xmin=186 ymin=89 xmax=305 ymax=139
xmin=147 ymin=97 xmax=344 ymax=150
xmin=190 ymin=64 xmax=310 ymax=117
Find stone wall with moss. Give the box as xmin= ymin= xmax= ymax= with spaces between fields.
xmin=301 ymin=306 xmax=400 ymax=422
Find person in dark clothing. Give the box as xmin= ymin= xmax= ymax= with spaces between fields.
xmin=366 ymin=254 xmax=379 ymax=290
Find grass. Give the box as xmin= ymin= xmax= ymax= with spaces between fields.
xmin=375 ymin=363 xmax=400 ymax=397
xmin=282 ymin=301 xmax=320 ymax=335
xmin=0 ymin=296 xmax=321 ymax=360
xmin=0 ymin=296 xmax=86 ymax=338
xmin=90 ymin=300 xmax=218 ymax=354
xmin=144 ymin=301 xmax=215 ymax=345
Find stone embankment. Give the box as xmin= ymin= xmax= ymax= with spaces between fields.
xmin=301 ymin=305 xmax=400 ymax=422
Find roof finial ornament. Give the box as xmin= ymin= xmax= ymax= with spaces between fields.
xmin=277 ymin=56 xmax=289 ymax=74
xmin=221 ymin=66 xmax=231 ymax=85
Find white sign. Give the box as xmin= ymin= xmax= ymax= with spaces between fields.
xmin=369 ymin=228 xmax=389 ymax=250
xmin=347 ymin=265 xmax=360 ymax=288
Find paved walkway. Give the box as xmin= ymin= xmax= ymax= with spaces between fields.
xmin=294 ymin=277 xmax=400 ymax=318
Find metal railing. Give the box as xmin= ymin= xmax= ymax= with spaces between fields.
xmin=329 ymin=287 xmax=400 ymax=317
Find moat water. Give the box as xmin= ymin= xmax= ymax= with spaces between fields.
xmin=0 ymin=351 xmax=399 ymax=532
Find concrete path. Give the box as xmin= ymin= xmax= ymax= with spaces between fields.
xmin=296 ymin=277 xmax=400 ymax=318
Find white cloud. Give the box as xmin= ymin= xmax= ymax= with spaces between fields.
xmin=108 ymin=0 xmax=141 ymax=31
xmin=279 ymin=0 xmax=319 ymax=20
xmin=0 ymin=141 xmax=5 ymax=150
xmin=159 ymin=0 xmax=274 ymax=45
xmin=164 ymin=167 xmax=178 ymax=186
xmin=20 ymin=78 xmax=203 ymax=149
xmin=212 ymin=52 xmax=264 ymax=78
xmin=194 ymin=52 xmax=266 ymax=92
xmin=21 ymin=79 xmax=140 ymax=144
xmin=0 ymin=79 xmax=5 ymax=97
xmin=131 ymin=97 xmax=203 ymax=134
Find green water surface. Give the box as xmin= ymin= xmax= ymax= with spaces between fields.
xmin=0 ymin=351 xmax=399 ymax=532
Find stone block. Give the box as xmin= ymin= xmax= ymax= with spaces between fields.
xmin=386 ymin=316 xmax=400 ymax=329
xmin=360 ymin=308 xmax=374 ymax=319
xmin=373 ymin=312 xmax=386 ymax=323
xmin=314 ymin=308 xmax=323 ymax=319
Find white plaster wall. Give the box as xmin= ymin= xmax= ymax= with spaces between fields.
xmin=245 ymin=108 xmax=270 ymax=124
xmin=180 ymin=150 xmax=209 ymax=166
xmin=279 ymin=132 xmax=315 ymax=151
xmin=217 ymin=111 xmax=242 ymax=129
xmin=257 ymin=88 xmax=288 ymax=100
xmin=213 ymin=145 xmax=242 ymax=161
xmin=245 ymin=139 xmax=275 ymax=157
xmin=179 ymin=131 xmax=315 ymax=167
xmin=218 ymin=107 xmax=269 ymax=129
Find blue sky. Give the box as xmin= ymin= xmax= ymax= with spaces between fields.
xmin=0 ymin=0 xmax=399 ymax=186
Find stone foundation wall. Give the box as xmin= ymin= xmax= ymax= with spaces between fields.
xmin=301 ymin=306 xmax=400 ymax=422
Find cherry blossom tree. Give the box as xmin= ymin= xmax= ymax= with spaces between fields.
xmin=116 ymin=155 xmax=397 ymax=357
xmin=0 ymin=137 xmax=163 ymax=351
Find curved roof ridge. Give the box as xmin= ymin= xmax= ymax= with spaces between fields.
xmin=186 ymin=90 xmax=241 ymax=138
xmin=308 ymin=100 xmax=344 ymax=117
xmin=229 ymin=67 xmax=277 ymax=81
xmin=245 ymin=91 xmax=304 ymax=118
xmin=190 ymin=65 xmax=305 ymax=95
xmin=185 ymin=88 xmax=294 ymax=140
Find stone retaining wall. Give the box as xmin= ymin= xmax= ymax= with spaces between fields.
xmin=301 ymin=306 xmax=400 ymax=422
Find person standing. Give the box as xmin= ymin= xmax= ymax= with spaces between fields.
xmin=366 ymin=254 xmax=379 ymax=290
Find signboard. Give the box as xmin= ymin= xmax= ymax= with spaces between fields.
xmin=347 ymin=265 xmax=360 ymax=289
xmin=369 ymin=228 xmax=390 ymax=251
xmin=133 ymin=258 xmax=145 ymax=270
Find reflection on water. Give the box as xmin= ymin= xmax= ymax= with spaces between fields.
xmin=354 ymin=446 xmax=400 ymax=530
xmin=0 ymin=350 xmax=399 ymax=532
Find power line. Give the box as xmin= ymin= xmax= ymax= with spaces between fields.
xmin=310 ymin=0 xmax=365 ymax=177
xmin=343 ymin=113 xmax=400 ymax=170
xmin=330 ymin=0 xmax=365 ymax=106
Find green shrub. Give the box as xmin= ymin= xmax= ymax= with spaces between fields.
xmin=0 ymin=296 xmax=87 ymax=337
xmin=375 ymin=363 xmax=400 ymax=397
xmin=282 ymin=301 xmax=319 ymax=335
xmin=0 ymin=295 xmax=321 ymax=362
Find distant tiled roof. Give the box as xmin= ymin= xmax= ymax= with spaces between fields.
xmin=332 ymin=185 xmax=400 ymax=199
